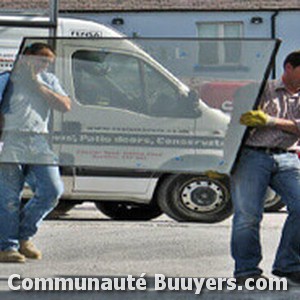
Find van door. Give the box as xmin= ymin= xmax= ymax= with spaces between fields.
xmin=54 ymin=39 xmax=199 ymax=173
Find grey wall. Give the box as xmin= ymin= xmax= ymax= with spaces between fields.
xmin=67 ymin=10 xmax=300 ymax=77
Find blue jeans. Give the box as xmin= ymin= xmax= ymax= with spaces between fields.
xmin=0 ymin=163 xmax=64 ymax=251
xmin=231 ymin=147 xmax=300 ymax=277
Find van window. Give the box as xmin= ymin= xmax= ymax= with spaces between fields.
xmin=143 ymin=63 xmax=181 ymax=117
xmin=72 ymin=51 xmax=144 ymax=112
xmin=72 ymin=50 xmax=183 ymax=117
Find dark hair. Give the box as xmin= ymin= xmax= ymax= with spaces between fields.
xmin=22 ymin=42 xmax=55 ymax=55
xmin=283 ymin=50 xmax=300 ymax=68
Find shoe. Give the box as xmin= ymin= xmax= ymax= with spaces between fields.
xmin=0 ymin=250 xmax=26 ymax=263
xmin=235 ymin=274 xmax=268 ymax=286
xmin=272 ymin=269 xmax=300 ymax=285
xmin=19 ymin=240 xmax=42 ymax=260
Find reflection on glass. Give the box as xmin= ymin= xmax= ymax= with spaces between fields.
xmin=0 ymin=38 xmax=279 ymax=174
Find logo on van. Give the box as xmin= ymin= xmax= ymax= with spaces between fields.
xmin=69 ymin=30 xmax=103 ymax=38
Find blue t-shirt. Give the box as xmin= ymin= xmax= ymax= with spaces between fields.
xmin=0 ymin=71 xmax=10 ymax=104
xmin=3 ymin=71 xmax=67 ymax=133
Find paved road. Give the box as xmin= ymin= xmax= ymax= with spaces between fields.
xmin=0 ymin=203 xmax=299 ymax=299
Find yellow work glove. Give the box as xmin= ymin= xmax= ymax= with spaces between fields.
xmin=240 ymin=110 xmax=276 ymax=127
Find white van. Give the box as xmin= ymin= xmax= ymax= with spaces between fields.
xmin=0 ymin=15 xmax=281 ymax=222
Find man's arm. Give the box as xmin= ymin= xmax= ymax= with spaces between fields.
xmin=271 ymin=118 xmax=300 ymax=136
xmin=39 ymin=84 xmax=71 ymax=112
xmin=240 ymin=109 xmax=300 ymax=136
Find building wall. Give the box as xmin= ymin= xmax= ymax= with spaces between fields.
xmin=276 ymin=11 xmax=300 ymax=74
xmin=67 ymin=10 xmax=299 ymax=77
xmin=69 ymin=11 xmax=271 ymax=38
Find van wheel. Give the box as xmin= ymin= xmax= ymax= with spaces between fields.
xmin=156 ymin=174 xmax=232 ymax=223
xmin=264 ymin=188 xmax=285 ymax=212
xmin=94 ymin=201 xmax=162 ymax=221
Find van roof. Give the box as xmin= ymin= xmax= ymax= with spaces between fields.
xmin=0 ymin=15 xmax=124 ymax=38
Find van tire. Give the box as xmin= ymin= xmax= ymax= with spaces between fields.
xmin=156 ymin=174 xmax=232 ymax=223
xmin=94 ymin=201 xmax=162 ymax=221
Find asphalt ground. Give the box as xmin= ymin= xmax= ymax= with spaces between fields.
xmin=0 ymin=203 xmax=299 ymax=299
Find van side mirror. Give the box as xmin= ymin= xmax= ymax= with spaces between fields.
xmin=179 ymin=90 xmax=202 ymax=118
xmin=149 ymin=90 xmax=202 ymax=119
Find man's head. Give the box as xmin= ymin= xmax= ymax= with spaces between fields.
xmin=22 ymin=43 xmax=55 ymax=56
xmin=22 ymin=43 xmax=56 ymax=73
xmin=283 ymin=50 xmax=300 ymax=69
xmin=282 ymin=50 xmax=300 ymax=93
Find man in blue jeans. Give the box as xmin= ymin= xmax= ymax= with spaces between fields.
xmin=0 ymin=43 xmax=71 ymax=263
xmin=231 ymin=50 xmax=300 ymax=285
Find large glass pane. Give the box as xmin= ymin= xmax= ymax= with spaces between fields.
xmin=0 ymin=37 xmax=280 ymax=174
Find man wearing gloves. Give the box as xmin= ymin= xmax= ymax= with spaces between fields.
xmin=231 ymin=50 xmax=300 ymax=285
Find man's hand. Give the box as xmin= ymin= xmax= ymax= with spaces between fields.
xmin=240 ymin=110 xmax=276 ymax=127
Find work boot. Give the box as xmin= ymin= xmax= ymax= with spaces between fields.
xmin=0 ymin=250 xmax=26 ymax=263
xmin=19 ymin=240 xmax=42 ymax=260
xmin=273 ymin=269 xmax=300 ymax=286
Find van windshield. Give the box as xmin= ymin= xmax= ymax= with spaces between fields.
xmin=0 ymin=37 xmax=280 ymax=174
